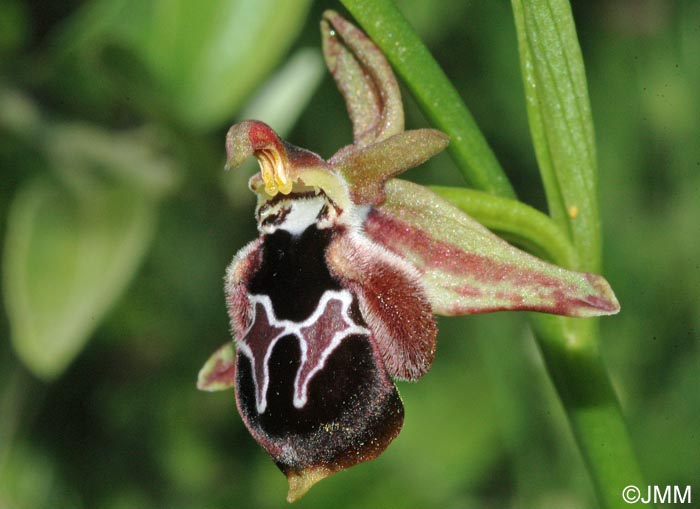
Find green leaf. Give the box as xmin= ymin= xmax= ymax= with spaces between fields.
xmin=511 ymin=0 xmax=600 ymax=271
xmin=107 ymin=0 xmax=313 ymax=129
xmin=47 ymin=0 xmax=313 ymax=130
xmin=3 ymin=179 xmax=157 ymax=379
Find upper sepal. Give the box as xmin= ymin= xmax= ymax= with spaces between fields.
xmin=321 ymin=10 xmax=404 ymax=148
xmin=366 ymin=180 xmax=620 ymax=318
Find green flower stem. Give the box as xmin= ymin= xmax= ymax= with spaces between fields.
xmin=339 ymin=0 xmax=516 ymax=198
xmin=430 ymin=185 xmax=578 ymax=267
xmin=530 ymin=315 xmax=647 ymax=509
xmin=342 ymin=3 xmax=646 ymax=508
xmin=510 ymin=1 xmax=648 ymax=505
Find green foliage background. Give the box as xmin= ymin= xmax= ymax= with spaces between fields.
xmin=1 ymin=1 xmax=698 ymax=508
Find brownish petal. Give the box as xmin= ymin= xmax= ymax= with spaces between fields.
xmin=197 ymin=343 xmax=236 ymax=392
xmin=330 ymin=129 xmax=449 ymax=205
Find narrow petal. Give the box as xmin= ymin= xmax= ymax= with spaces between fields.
xmin=331 ymin=129 xmax=449 ymax=205
xmin=197 ymin=343 xmax=236 ymax=391
xmin=326 ymin=230 xmax=437 ymax=380
xmin=321 ymin=10 xmax=404 ymax=147
xmin=365 ymin=180 xmax=620 ymax=317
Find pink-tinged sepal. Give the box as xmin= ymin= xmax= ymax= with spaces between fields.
xmin=321 ymin=10 xmax=403 ymax=147
xmin=197 ymin=343 xmax=236 ymax=391
xmin=326 ymin=231 xmax=437 ymax=380
xmin=366 ymin=180 xmax=620 ymax=317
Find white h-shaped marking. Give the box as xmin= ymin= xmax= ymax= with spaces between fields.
xmin=237 ymin=289 xmax=369 ymax=414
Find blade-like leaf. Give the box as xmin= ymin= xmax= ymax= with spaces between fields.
xmin=512 ymin=0 xmax=600 ymax=271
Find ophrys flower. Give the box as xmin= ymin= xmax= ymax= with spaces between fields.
xmin=198 ymin=10 xmax=619 ymax=502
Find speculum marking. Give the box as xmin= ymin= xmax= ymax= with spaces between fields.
xmin=238 ymin=290 xmax=369 ymax=413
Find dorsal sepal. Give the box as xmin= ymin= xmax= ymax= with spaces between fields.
xmin=322 ymin=10 xmax=404 ymax=148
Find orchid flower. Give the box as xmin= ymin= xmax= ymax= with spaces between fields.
xmin=198 ymin=10 xmax=619 ymax=502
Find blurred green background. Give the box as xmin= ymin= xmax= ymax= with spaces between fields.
xmin=1 ymin=0 xmax=698 ymax=508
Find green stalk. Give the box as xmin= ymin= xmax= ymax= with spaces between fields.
xmin=511 ymin=0 xmax=649 ymax=505
xmin=341 ymin=1 xmax=646 ymax=507
xmin=339 ymin=0 xmax=515 ymax=198
xmin=531 ymin=316 xmax=646 ymax=509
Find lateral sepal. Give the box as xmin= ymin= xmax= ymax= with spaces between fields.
xmin=366 ymin=180 xmax=619 ymax=317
